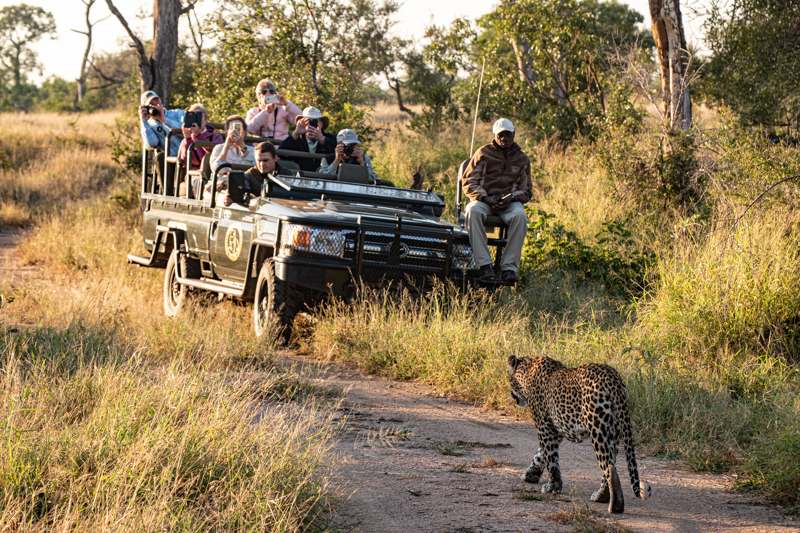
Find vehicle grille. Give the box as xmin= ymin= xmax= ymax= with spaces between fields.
xmin=345 ymin=230 xmax=449 ymax=287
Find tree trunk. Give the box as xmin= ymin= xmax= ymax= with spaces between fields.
xmin=650 ymin=0 xmax=692 ymax=130
xmin=105 ymin=0 xmax=183 ymax=106
xmin=151 ymin=0 xmax=182 ymax=104
xmin=72 ymin=0 xmax=94 ymax=110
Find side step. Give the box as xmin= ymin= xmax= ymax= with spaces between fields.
xmin=174 ymin=268 xmax=245 ymax=297
xmin=127 ymin=226 xmax=171 ymax=267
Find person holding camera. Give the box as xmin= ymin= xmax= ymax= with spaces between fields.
xmin=463 ymin=118 xmax=532 ymax=283
xmin=319 ymin=129 xmax=378 ymax=182
xmin=210 ymin=115 xmax=256 ymax=175
xmin=278 ymin=106 xmax=337 ymax=172
xmin=139 ymin=90 xmax=184 ymax=155
xmin=177 ymin=104 xmax=223 ymax=171
xmin=245 ymin=79 xmax=302 ymax=141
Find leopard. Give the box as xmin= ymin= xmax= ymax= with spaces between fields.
xmin=507 ymin=354 xmax=651 ymax=514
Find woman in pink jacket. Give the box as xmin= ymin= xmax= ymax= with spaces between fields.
xmin=245 ymin=79 xmax=302 ymax=141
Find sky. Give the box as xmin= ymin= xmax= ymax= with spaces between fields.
xmin=4 ymin=0 xmax=707 ymax=84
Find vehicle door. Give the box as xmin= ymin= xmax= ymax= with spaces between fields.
xmin=210 ymin=203 xmax=256 ymax=283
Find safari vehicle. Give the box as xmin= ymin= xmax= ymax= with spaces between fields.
xmin=127 ymin=126 xmax=510 ymax=341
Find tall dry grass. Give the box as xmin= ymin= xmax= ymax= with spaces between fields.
xmin=0 ymin=111 xmax=343 ymax=530
xmin=0 ymin=112 xmax=120 ymax=226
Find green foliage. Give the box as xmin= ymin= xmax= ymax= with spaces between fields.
xmin=594 ymin=123 xmax=702 ymax=209
xmin=703 ymin=0 xmax=800 ymax=133
xmin=0 ymin=3 xmax=56 ymax=111
xmin=426 ymin=0 xmax=652 ymax=141
xmin=36 ymin=76 xmax=75 ymax=112
xmin=520 ymin=209 xmax=654 ymax=298
xmin=196 ymin=0 xmax=399 ymax=141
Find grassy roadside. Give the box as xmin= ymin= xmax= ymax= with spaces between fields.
xmin=0 ymin=113 xmax=342 ymax=530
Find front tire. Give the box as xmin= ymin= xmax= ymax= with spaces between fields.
xmin=164 ymin=251 xmax=200 ymax=316
xmin=253 ymin=260 xmax=299 ymax=343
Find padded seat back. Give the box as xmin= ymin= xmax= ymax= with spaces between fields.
xmin=338 ymin=163 xmax=370 ymax=184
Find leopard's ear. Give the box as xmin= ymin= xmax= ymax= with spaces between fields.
xmin=507 ymin=354 xmax=519 ymax=372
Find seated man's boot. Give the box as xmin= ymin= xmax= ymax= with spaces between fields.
xmin=500 ymin=270 xmax=519 ymax=284
xmin=478 ymin=264 xmax=496 ymax=280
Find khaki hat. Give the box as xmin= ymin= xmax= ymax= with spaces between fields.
xmin=336 ymin=129 xmax=360 ymax=145
xmin=140 ymin=90 xmax=160 ymax=106
xmin=492 ymin=118 xmax=515 ymax=134
xmin=296 ymin=106 xmax=329 ymax=130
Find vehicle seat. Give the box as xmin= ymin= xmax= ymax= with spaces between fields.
xmin=337 ymin=163 xmax=370 ymax=184
xmin=276 ymin=160 xmax=302 ymax=175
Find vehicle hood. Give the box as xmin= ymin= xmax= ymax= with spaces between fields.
xmin=253 ymin=197 xmax=461 ymax=232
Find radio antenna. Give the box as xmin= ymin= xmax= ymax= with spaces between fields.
xmin=469 ymin=56 xmax=486 ymax=157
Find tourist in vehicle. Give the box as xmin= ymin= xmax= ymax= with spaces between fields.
xmin=219 ymin=142 xmax=279 ymax=207
xmin=139 ymin=90 xmax=184 ymax=155
xmin=177 ymin=104 xmax=223 ymax=171
xmin=463 ymin=118 xmax=532 ymax=284
xmin=278 ymin=106 xmax=336 ymax=172
xmin=210 ymin=115 xmax=256 ymax=175
xmin=319 ymin=129 xmax=378 ymax=182
xmin=245 ymin=79 xmax=302 ymax=141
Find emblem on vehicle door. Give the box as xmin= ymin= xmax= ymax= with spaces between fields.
xmin=225 ymin=222 xmax=243 ymax=261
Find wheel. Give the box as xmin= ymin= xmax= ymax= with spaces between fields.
xmin=253 ymin=260 xmax=299 ymax=343
xmin=163 ymin=251 xmax=201 ymax=316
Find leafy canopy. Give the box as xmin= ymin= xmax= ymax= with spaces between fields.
xmin=196 ymin=0 xmax=401 ymax=140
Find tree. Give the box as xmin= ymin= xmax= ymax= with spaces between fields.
xmin=649 ymin=0 xmax=692 ymax=130
xmin=426 ymin=0 xmax=650 ymax=140
xmin=197 ymin=0 xmax=400 ymax=136
xmin=703 ymin=0 xmax=800 ymax=134
xmin=0 ymin=4 xmax=56 ymax=88
xmin=104 ymin=0 xmax=196 ymax=106
xmin=72 ymin=0 xmax=122 ymax=110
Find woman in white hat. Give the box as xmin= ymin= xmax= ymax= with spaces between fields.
xmin=278 ymin=106 xmax=337 ymax=172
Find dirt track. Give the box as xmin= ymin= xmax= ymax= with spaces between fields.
xmin=285 ymin=354 xmax=799 ymax=533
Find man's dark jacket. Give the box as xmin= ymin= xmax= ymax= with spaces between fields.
xmin=463 ymin=140 xmax=532 ymax=203
xmin=278 ymin=132 xmax=337 ymax=172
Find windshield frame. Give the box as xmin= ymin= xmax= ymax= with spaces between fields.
xmin=267 ymin=174 xmax=445 ymax=207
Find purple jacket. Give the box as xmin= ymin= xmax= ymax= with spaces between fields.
xmin=178 ymin=126 xmax=224 ymax=170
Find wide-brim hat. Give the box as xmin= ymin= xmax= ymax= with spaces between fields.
xmin=296 ymin=106 xmax=329 ymax=130
xmin=140 ymin=90 xmax=160 ymax=106
xmin=336 ymin=128 xmax=360 ymax=145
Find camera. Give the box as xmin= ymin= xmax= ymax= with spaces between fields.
xmin=183 ymin=111 xmax=202 ymax=129
xmin=343 ymin=144 xmax=355 ymax=157
xmin=147 ymin=105 xmax=160 ymax=117
xmin=308 ymin=118 xmax=319 ymax=129
xmin=263 ymin=95 xmax=280 ymax=104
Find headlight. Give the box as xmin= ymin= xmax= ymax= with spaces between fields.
xmin=451 ymin=243 xmax=475 ymax=270
xmin=280 ymin=224 xmax=346 ymax=258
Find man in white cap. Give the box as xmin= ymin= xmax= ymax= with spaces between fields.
xmin=138 ymin=90 xmax=185 ymax=156
xmin=462 ymin=118 xmax=533 ymax=283
xmin=278 ymin=106 xmax=337 ymax=172
xmin=319 ymin=129 xmax=379 ymax=182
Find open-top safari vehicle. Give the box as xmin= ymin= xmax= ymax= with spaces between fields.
xmin=127 ymin=125 xmax=512 ymax=341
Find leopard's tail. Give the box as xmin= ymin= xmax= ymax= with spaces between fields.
xmin=614 ymin=376 xmax=652 ymax=501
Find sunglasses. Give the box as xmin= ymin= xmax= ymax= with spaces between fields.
xmin=260 ymin=89 xmax=277 ymax=95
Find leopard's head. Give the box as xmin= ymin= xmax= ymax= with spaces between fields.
xmin=507 ymin=354 xmax=528 ymax=408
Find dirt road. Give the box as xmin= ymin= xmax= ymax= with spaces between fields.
xmin=0 ymin=226 xmax=38 ymax=287
xmin=286 ymin=354 xmax=799 ymax=533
